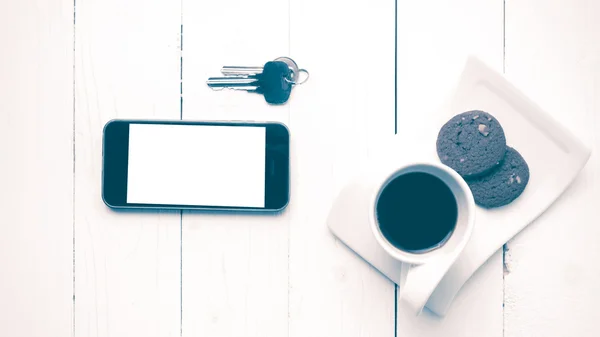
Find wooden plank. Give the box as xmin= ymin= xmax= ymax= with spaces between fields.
xmin=0 ymin=1 xmax=74 ymax=336
xmin=396 ymin=1 xmax=504 ymax=335
xmin=180 ymin=1 xmax=290 ymax=336
xmin=287 ymin=1 xmax=396 ymax=336
xmin=73 ymin=0 xmax=182 ymax=336
xmin=504 ymin=1 xmax=599 ymax=335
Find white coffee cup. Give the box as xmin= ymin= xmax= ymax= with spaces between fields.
xmin=326 ymin=138 xmax=476 ymax=316
xmin=367 ymin=160 xmax=475 ymax=316
xmin=369 ymin=162 xmax=475 ymax=265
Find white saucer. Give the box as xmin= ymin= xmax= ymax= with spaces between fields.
xmin=327 ymin=56 xmax=591 ymax=316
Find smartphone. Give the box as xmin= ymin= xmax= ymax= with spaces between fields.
xmin=101 ymin=119 xmax=290 ymax=212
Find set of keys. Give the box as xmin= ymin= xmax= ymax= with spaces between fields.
xmin=206 ymin=57 xmax=309 ymax=105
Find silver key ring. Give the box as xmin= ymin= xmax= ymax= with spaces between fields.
xmin=275 ymin=56 xmax=309 ymax=85
xmin=285 ymin=69 xmax=309 ymax=85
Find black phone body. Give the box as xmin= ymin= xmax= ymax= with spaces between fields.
xmin=102 ymin=119 xmax=290 ymax=212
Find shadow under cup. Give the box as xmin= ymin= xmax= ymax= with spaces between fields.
xmin=372 ymin=164 xmax=473 ymax=262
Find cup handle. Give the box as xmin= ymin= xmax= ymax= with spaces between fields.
xmin=397 ymin=254 xmax=459 ymax=316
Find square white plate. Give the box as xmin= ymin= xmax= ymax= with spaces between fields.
xmin=327 ymin=56 xmax=591 ymax=316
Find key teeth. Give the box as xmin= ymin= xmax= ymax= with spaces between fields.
xmin=220 ymin=66 xmax=263 ymax=76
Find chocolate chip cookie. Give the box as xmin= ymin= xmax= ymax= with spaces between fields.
xmin=466 ymin=146 xmax=530 ymax=208
xmin=436 ymin=110 xmax=507 ymax=178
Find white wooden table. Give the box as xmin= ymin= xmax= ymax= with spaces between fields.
xmin=1 ymin=0 xmax=598 ymax=336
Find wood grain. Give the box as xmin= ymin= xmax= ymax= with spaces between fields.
xmin=74 ymin=0 xmax=182 ymax=336
xmin=4 ymin=0 xmax=598 ymax=335
xmin=287 ymin=1 xmax=396 ymax=336
xmin=0 ymin=1 xmax=74 ymax=336
xmin=396 ymin=1 xmax=504 ymax=335
xmin=180 ymin=1 xmax=290 ymax=336
xmin=504 ymin=1 xmax=600 ymax=336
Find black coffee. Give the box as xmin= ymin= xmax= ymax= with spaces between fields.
xmin=375 ymin=172 xmax=458 ymax=252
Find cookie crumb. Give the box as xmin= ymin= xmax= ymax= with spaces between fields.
xmin=460 ymin=158 xmax=465 ymax=162
xmin=516 ymin=176 xmax=522 ymax=184
xmin=473 ymin=115 xmax=479 ymax=120
xmin=478 ymin=124 xmax=490 ymax=136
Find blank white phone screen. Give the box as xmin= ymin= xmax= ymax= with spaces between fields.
xmin=126 ymin=123 xmax=266 ymax=207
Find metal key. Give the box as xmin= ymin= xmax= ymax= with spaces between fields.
xmin=206 ymin=60 xmax=291 ymax=104
xmin=220 ymin=56 xmax=303 ymax=83
xmin=207 ymin=58 xmax=308 ymax=104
